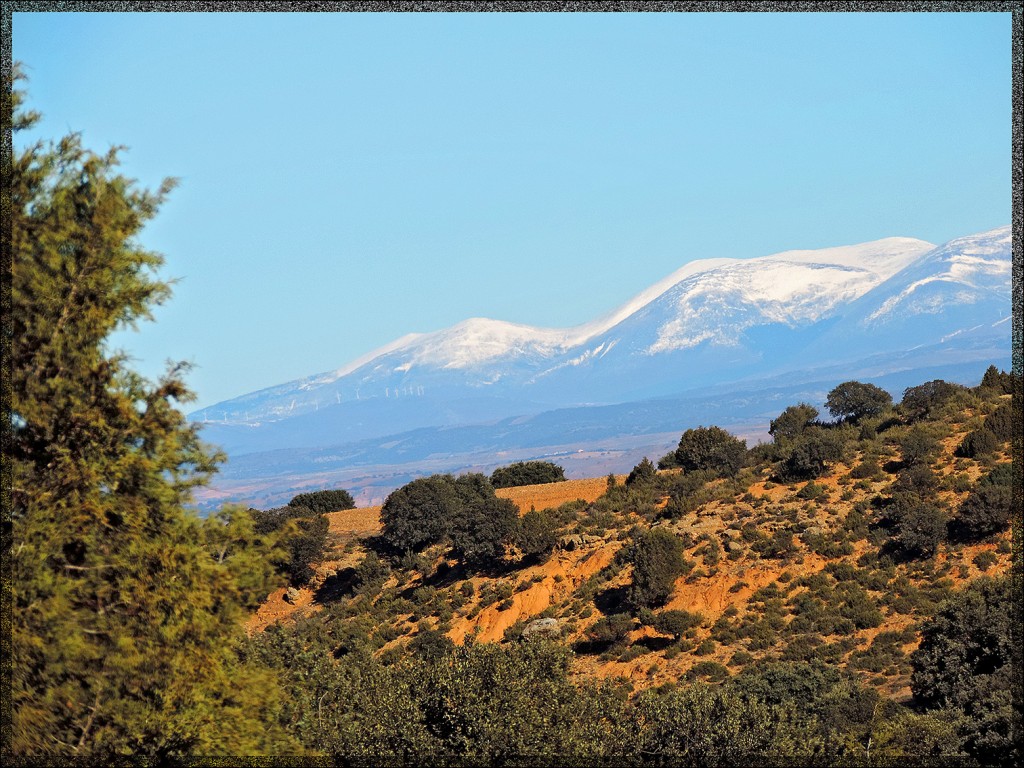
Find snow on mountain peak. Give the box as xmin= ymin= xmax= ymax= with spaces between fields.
xmin=646 ymin=237 xmax=935 ymax=354
xmin=863 ymin=226 xmax=1011 ymax=325
xmin=309 ymin=235 xmax=939 ymax=377
xmin=404 ymin=317 xmax=568 ymax=370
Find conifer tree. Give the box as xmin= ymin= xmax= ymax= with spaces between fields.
xmin=8 ymin=68 xmax=296 ymax=759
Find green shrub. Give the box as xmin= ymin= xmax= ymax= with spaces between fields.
xmin=490 ymin=461 xmax=566 ymax=488
xmin=900 ymin=380 xmax=968 ymax=422
xmin=686 ymin=660 xmax=730 ymax=681
xmin=955 ymin=428 xmax=998 ymax=459
xmin=769 ymin=403 xmax=820 ymax=444
xmin=949 ymin=484 xmax=1012 ymax=542
xmin=728 ymin=650 xmax=754 ymax=667
xmin=650 ymin=609 xmax=704 ymax=640
xmin=796 ymin=481 xmax=828 ymax=500
xmin=972 ymin=550 xmax=998 ymax=572
xmin=850 ymin=454 xmax=882 ymax=480
xmin=780 ymin=428 xmax=847 ymax=480
xmin=983 ymin=401 xmax=1013 ymax=443
xmin=661 ymin=426 xmax=747 ymax=478
xmin=911 ymin=576 xmax=1015 ymax=766
xmin=251 ymin=506 xmax=330 ymax=587
xmin=626 ymin=457 xmax=658 ymax=486
xmin=380 ymin=475 xmax=463 ymax=554
xmin=898 ymin=425 xmax=941 ymax=467
xmin=694 ymin=638 xmax=716 ymax=656
xmin=826 ymin=381 xmax=893 ymax=423
xmin=586 ymin=613 xmax=635 ymax=648
xmin=287 ymin=488 xmax=355 ymax=513
xmin=354 ymin=551 xmax=390 ymax=593
xmin=624 ymin=528 xmax=691 ymax=610
xmin=885 ymin=494 xmax=947 ymax=558
xmin=450 ymin=495 xmax=519 ymax=570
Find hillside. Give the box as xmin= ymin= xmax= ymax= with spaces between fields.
xmin=246 ymin=370 xmax=1016 ymax=713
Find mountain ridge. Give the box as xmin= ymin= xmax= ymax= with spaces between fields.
xmin=191 ymin=232 xmax=946 ymax=428
xmin=189 ymin=225 xmax=1010 ymax=507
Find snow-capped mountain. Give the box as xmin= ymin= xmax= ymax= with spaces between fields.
xmin=190 ymin=226 xmax=1011 ymax=458
xmin=800 ymin=225 xmax=1012 ymax=367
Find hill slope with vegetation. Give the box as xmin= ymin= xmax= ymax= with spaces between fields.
xmin=245 ymin=367 xmax=1019 ymax=766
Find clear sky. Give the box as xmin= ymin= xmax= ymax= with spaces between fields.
xmin=12 ymin=11 xmax=1012 ymax=412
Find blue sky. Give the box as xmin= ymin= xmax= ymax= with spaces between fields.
xmin=13 ymin=11 xmax=1012 ymax=412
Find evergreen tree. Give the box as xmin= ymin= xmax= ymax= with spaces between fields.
xmin=624 ymin=528 xmax=691 ymax=610
xmin=825 ymin=381 xmax=893 ymax=423
xmin=8 ymin=70 xmax=295 ymax=758
xmin=286 ymin=488 xmax=354 ymax=513
xmin=665 ymin=426 xmax=747 ymax=477
xmin=490 ymin=460 xmax=566 ymax=488
xmin=769 ymin=403 xmax=819 ymax=444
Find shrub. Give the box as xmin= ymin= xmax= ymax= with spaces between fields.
xmin=409 ymin=629 xmax=455 ymax=662
xmin=751 ymin=529 xmax=796 ymax=560
xmin=769 ymin=403 xmax=819 ymax=444
xmin=796 ymin=481 xmax=828 ymax=501
xmin=911 ymin=576 xmax=1015 ymax=765
xmin=949 ymin=484 xmax=1012 ymax=542
xmin=978 ymin=365 xmax=1016 ymax=395
xmin=663 ymin=426 xmax=747 ymax=478
xmin=354 ymin=551 xmax=390 ymax=593
xmin=490 ymin=461 xmax=566 ymax=488
xmin=686 ymin=661 xmax=730 ymax=681
xmin=972 ymin=551 xmax=998 ymax=572
xmin=649 ymin=609 xmax=703 ymax=640
xmin=979 ymin=463 xmax=1012 ymax=488
xmin=886 ymin=494 xmax=947 ymax=558
xmin=586 ymin=613 xmax=635 ymax=648
xmin=450 ymin=495 xmax=519 ymax=570
xmin=780 ymin=428 xmax=847 ymax=480
xmin=624 ymin=529 xmax=691 ymax=610
xmin=850 ymin=454 xmax=882 ymax=480
xmin=251 ymin=505 xmax=330 ymax=586
xmin=826 ymin=381 xmax=893 ymax=423
xmin=955 ymin=428 xmax=998 ymax=459
xmin=898 ymin=425 xmax=940 ymax=467
xmin=287 ymin=488 xmax=355 ymax=513
xmin=515 ymin=509 xmax=560 ymax=562
xmin=982 ymin=402 xmax=1014 ymax=443
xmin=284 ymin=514 xmax=329 ymax=586
xmin=728 ymin=650 xmax=754 ymax=667
xmin=626 ymin=457 xmax=657 ymax=486
xmin=890 ymin=464 xmax=940 ymax=498
xmin=900 ymin=380 xmax=967 ymax=422
xmin=250 ymin=503 xmax=317 ymax=533
xmin=380 ymin=475 xmax=462 ymax=554
xmin=694 ymin=638 xmax=716 ymax=656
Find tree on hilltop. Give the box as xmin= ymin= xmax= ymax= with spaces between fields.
xmin=287 ymin=488 xmax=355 ymax=513
xmin=379 ymin=475 xmax=462 ymax=554
xmin=825 ymin=381 xmax=893 ymax=424
xmin=660 ymin=426 xmax=747 ymax=477
xmin=769 ymin=403 xmax=819 ymax=444
xmin=490 ymin=461 xmax=566 ymax=488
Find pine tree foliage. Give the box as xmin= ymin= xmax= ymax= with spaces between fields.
xmin=8 ymin=70 xmax=295 ymax=759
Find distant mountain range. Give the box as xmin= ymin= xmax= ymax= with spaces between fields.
xmin=190 ymin=225 xmax=1012 ymax=509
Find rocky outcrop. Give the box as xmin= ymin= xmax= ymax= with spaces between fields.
xmin=557 ymin=533 xmax=602 ymax=551
xmin=522 ymin=617 xmax=560 ymax=638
